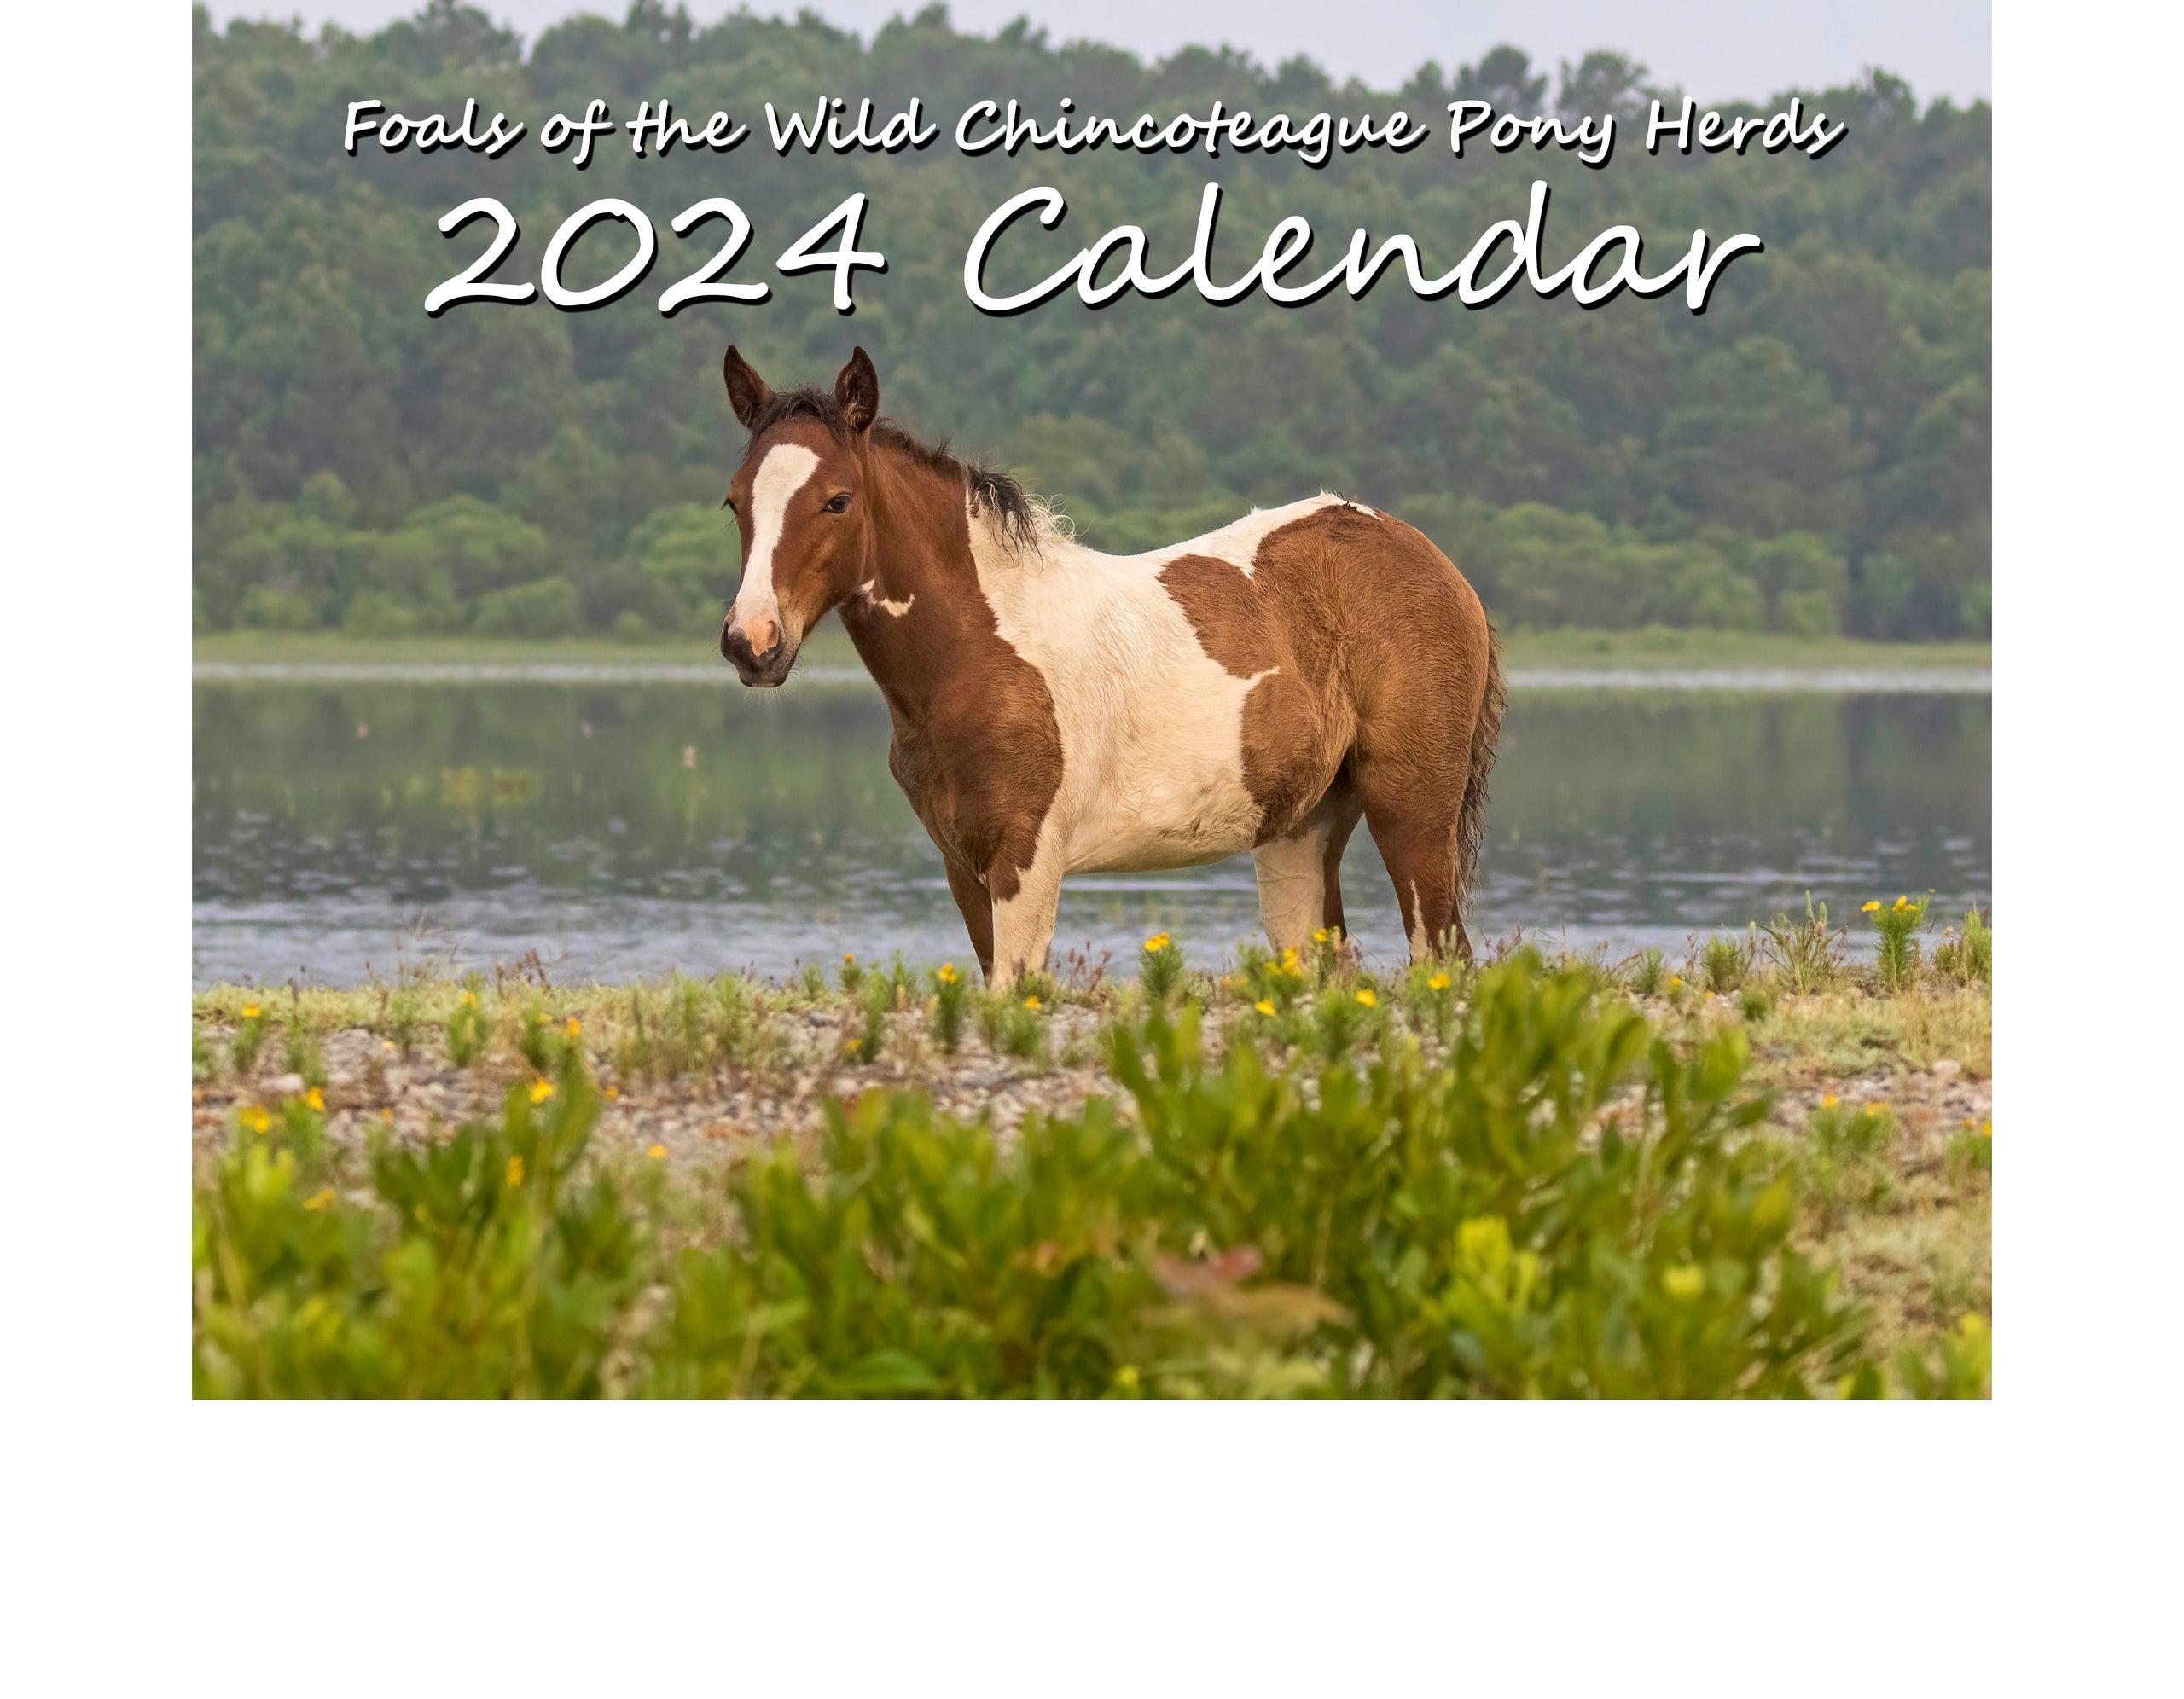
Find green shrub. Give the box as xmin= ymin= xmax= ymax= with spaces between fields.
xmin=1701 ymin=932 xmax=1752 ymax=994
xmin=229 ymin=1000 xmax=270 ymax=1073
xmin=385 ymin=986 xmax=422 ymax=1056
xmin=1946 ymin=1119 xmax=1992 ymax=1175
xmin=445 ymin=989 xmax=491 ymax=1067
xmin=1896 ymin=1314 xmax=1991 ymax=1399
xmin=194 ymin=1058 xmax=646 ymax=1398
xmin=1402 ymin=964 xmax=1461 ymax=1047
xmin=614 ymin=974 xmax=775 ymax=1080
xmin=1108 ymin=960 xmax=1867 ymax=1396
xmin=849 ymin=976 xmax=892 ymax=1064
xmin=1138 ymin=930 xmax=1184 ymax=1004
xmin=652 ymin=1089 xmax=1159 ymax=1397
xmin=1762 ymin=894 xmax=1844 ymax=994
xmin=1933 ymin=907 xmax=1993 ymax=986
xmin=998 ymin=993 xmax=1048 ymax=1063
xmin=282 ymin=1022 xmax=328 ymax=1091
xmin=1626 ymin=947 xmax=1667 ymax=997
xmin=1229 ymin=942 xmax=1310 ymax=1011
xmin=520 ymin=1006 xmax=582 ymax=1077
xmin=1865 ymin=893 xmax=1931 ymax=992
xmin=194 ymin=954 xmax=1887 ymax=1398
xmin=1802 ymin=1099 xmax=1898 ymax=1221
xmin=1304 ymin=983 xmax=1384 ymax=1064
xmin=930 ymin=963 xmax=971 ymax=1054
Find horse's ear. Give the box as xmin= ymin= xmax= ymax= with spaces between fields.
xmin=834 ymin=347 xmax=879 ymax=434
xmin=723 ymin=346 xmax=772 ymax=430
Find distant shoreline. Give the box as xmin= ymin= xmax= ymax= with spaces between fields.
xmin=195 ymin=628 xmax=1991 ymax=691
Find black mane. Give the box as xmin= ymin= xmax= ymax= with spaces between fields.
xmin=743 ymin=385 xmax=1038 ymax=547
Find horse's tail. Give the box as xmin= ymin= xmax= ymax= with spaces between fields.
xmin=1456 ymin=623 xmax=1506 ymax=911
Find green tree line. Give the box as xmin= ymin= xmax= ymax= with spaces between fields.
xmin=194 ymin=1 xmax=1989 ymax=641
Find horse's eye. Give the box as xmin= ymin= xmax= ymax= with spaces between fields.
xmin=822 ymin=493 xmax=851 ymax=514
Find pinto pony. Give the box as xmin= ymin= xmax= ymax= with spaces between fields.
xmin=717 ymin=345 xmax=1505 ymax=988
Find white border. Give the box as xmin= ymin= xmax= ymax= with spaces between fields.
xmin=7 ymin=2 xmax=2178 ymax=1690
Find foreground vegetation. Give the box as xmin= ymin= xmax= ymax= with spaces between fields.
xmin=193 ymin=898 xmax=1991 ymax=1397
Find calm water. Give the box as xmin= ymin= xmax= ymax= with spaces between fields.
xmin=193 ymin=673 xmax=1990 ymax=987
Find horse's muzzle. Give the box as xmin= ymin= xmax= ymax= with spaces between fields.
xmin=721 ymin=616 xmax=794 ymax=687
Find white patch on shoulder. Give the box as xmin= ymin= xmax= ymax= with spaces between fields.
xmin=970 ymin=494 xmax=1343 ymax=876
xmin=733 ymin=444 xmax=820 ymax=631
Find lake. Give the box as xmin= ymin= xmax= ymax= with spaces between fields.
xmin=193 ymin=668 xmax=1990 ymax=987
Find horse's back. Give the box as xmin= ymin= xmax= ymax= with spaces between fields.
xmin=969 ymin=492 xmax=1494 ymax=871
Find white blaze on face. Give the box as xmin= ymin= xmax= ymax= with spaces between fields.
xmin=732 ymin=444 xmax=821 ymax=652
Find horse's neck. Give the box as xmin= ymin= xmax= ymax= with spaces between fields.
xmin=839 ymin=455 xmax=986 ymax=719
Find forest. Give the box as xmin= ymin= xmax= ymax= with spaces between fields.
xmin=193 ymin=2 xmax=1990 ymax=642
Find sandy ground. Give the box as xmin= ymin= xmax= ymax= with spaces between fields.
xmin=190 ymin=1000 xmax=1991 ymax=1174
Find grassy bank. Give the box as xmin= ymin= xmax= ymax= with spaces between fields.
xmin=193 ymin=625 xmax=1992 ymax=674
xmin=193 ymin=902 xmax=1992 ymax=1398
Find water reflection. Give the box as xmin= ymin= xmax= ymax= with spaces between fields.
xmin=194 ymin=681 xmax=1989 ymax=985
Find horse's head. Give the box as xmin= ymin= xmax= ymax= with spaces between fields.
xmin=717 ymin=345 xmax=882 ymax=687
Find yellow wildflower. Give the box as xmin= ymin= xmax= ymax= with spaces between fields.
xmin=1254 ymin=1000 xmax=1276 ymax=1017
xmin=564 ymin=1017 xmax=581 ymax=1039
xmin=529 ymin=1080 xmax=554 ymax=1105
xmin=1666 ymin=976 xmax=1682 ymax=989
xmin=1662 ymin=1264 xmax=1706 ymax=1300
xmin=1023 ymin=995 xmax=1042 ymax=1011
xmin=1981 ymin=1119 xmax=1991 ymax=1139
xmin=459 ymin=990 xmax=479 ymax=1006
xmin=1427 ymin=973 xmax=1449 ymax=991
xmin=937 ymin=963 xmax=958 ymax=983
xmin=647 ymin=1143 xmax=667 ymax=1160
xmin=241 ymin=1004 xmax=261 ymax=1020
xmin=506 ymin=1156 xmax=524 ymax=1187
xmin=303 ymin=1186 xmax=335 ymax=1212
xmin=1114 ymin=1365 xmax=1141 ymax=1394
xmin=304 ymin=1087 xmax=324 ymax=1111
xmin=1895 ymin=895 xmax=1909 ymax=910
xmin=1862 ymin=901 xmax=1881 ymax=913
xmin=1143 ymin=931 xmax=1170 ymax=952
xmin=1821 ymin=1093 xmax=1838 ymax=1108
xmin=1355 ymin=989 xmax=1376 ymax=1007
xmin=242 ymin=1106 xmax=271 ymax=1134
xmin=844 ymin=952 xmax=855 ymax=964
xmin=1312 ymin=928 xmax=1330 ymax=943
xmin=605 ymin=1085 xmax=619 ymax=1100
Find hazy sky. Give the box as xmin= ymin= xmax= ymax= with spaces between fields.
xmin=214 ymin=0 xmax=1993 ymax=106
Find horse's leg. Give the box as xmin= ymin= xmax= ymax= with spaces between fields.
xmin=942 ymin=855 xmax=996 ymax=984
xmin=1353 ymin=723 xmax=1478 ymax=965
xmin=988 ymin=833 xmax=1064 ymax=990
xmin=1316 ymin=772 xmax=1366 ymax=943
xmin=1252 ymin=772 xmax=1362 ymax=954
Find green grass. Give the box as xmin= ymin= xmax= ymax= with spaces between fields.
xmin=1494 ymin=626 xmax=1989 ymax=670
xmin=194 ymin=624 xmax=1989 ymax=674
xmin=193 ymin=913 xmax=1993 ymax=1399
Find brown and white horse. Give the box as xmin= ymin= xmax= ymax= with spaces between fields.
xmin=717 ymin=345 xmax=1505 ymax=988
